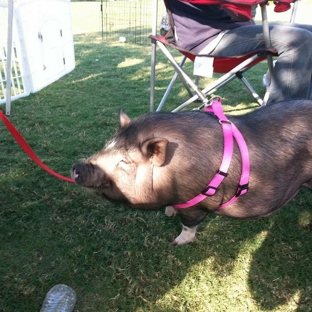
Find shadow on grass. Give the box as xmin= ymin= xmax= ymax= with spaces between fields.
xmin=55 ymin=171 xmax=312 ymax=309
xmin=2 ymin=185 xmax=312 ymax=311
xmin=198 ymin=189 xmax=312 ymax=311
xmin=61 ymin=189 xmax=312 ymax=311
xmin=248 ymin=190 xmax=312 ymax=311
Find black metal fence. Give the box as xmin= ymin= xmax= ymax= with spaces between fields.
xmin=73 ymin=0 xmax=166 ymax=45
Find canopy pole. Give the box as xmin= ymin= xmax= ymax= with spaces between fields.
xmin=101 ymin=0 xmax=103 ymax=40
xmin=6 ymin=0 xmax=14 ymax=116
xmin=150 ymin=0 xmax=158 ymax=112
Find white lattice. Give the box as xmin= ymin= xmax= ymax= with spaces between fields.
xmin=0 ymin=0 xmax=75 ymax=109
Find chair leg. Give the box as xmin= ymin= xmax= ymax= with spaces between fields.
xmin=236 ymin=72 xmax=264 ymax=106
xmin=150 ymin=40 xmax=157 ymax=112
xmin=156 ymin=56 xmax=194 ymax=111
xmin=157 ymin=59 xmax=202 ymax=111
xmin=172 ymin=74 xmax=237 ymax=112
xmin=156 ymin=41 xmax=208 ymax=103
xmin=262 ymin=89 xmax=270 ymax=106
xmin=153 ymin=39 xmax=271 ymax=112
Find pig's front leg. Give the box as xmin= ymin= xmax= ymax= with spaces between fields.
xmin=171 ymin=208 xmax=208 ymax=245
xmin=171 ymin=224 xmax=198 ymax=245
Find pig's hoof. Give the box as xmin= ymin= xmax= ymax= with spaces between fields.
xmin=170 ymin=238 xmax=193 ymax=246
xmin=171 ymin=225 xmax=197 ymax=245
xmin=171 ymin=236 xmax=194 ymax=246
xmin=165 ymin=206 xmax=178 ymax=217
xmin=170 ymin=240 xmax=179 ymax=246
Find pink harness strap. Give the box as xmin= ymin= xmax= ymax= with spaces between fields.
xmin=173 ymin=99 xmax=250 ymax=210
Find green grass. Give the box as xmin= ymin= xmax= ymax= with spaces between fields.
xmin=1 ymin=4 xmax=312 ymax=312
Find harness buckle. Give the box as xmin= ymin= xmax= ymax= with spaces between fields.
xmin=216 ymin=170 xmax=228 ymax=177
xmin=201 ymin=186 xmax=217 ymax=196
xmin=235 ymin=183 xmax=249 ymax=197
xmin=202 ymin=170 xmax=229 ymax=196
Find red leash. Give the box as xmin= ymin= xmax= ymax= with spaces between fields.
xmin=0 ymin=110 xmax=74 ymax=183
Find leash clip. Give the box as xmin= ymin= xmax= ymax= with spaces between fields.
xmin=219 ymin=119 xmax=232 ymax=125
xmin=195 ymin=96 xmax=223 ymax=111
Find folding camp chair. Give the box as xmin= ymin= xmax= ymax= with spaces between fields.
xmin=149 ymin=0 xmax=299 ymax=112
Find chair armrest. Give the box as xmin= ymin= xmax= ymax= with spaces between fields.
xmin=273 ymin=0 xmax=297 ymax=12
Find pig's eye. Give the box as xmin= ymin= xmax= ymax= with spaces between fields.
xmin=118 ymin=159 xmax=131 ymax=171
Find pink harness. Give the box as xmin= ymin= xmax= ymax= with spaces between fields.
xmin=173 ymin=99 xmax=250 ymax=210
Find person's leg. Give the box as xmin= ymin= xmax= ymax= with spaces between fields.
xmin=210 ymin=24 xmax=312 ymax=104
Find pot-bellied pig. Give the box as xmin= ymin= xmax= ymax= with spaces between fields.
xmin=72 ymin=99 xmax=312 ymax=245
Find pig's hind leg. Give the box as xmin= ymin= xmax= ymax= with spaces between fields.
xmin=165 ymin=206 xmax=179 ymax=217
xmin=303 ymin=178 xmax=312 ymax=190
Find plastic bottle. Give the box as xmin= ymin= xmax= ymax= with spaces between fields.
xmin=40 ymin=284 xmax=76 ymax=312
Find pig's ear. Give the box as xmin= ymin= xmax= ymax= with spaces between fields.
xmin=141 ymin=138 xmax=168 ymax=167
xmin=119 ymin=109 xmax=131 ymax=127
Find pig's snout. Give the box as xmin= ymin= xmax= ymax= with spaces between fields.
xmin=71 ymin=163 xmax=94 ymax=186
xmin=72 ymin=165 xmax=79 ymax=180
xmin=71 ymin=162 xmax=107 ymax=189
